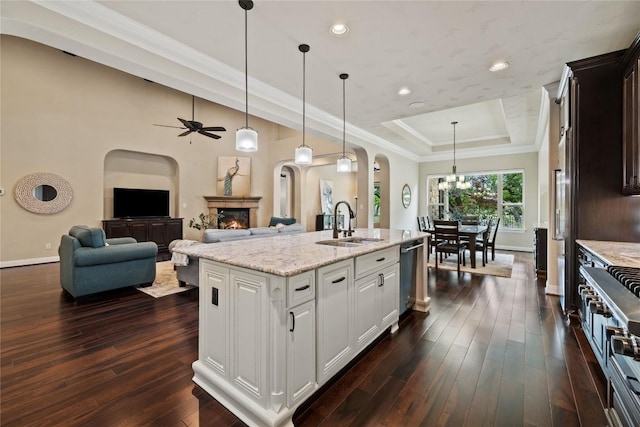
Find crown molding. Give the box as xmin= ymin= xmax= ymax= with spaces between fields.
xmin=5 ymin=0 xmax=418 ymax=162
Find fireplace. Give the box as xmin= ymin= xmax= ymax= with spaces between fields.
xmin=204 ymin=196 xmax=262 ymax=229
xmin=219 ymin=208 xmax=249 ymax=229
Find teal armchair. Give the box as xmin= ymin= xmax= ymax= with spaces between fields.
xmin=59 ymin=225 xmax=157 ymax=298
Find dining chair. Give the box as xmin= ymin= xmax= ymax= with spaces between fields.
xmin=417 ymin=216 xmax=427 ymax=232
xmin=485 ymin=217 xmax=501 ymax=261
xmin=461 ymin=215 xmax=479 ymax=224
xmin=467 ymin=218 xmax=492 ymax=267
xmin=433 ymin=220 xmax=467 ymax=274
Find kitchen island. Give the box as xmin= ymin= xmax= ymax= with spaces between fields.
xmin=174 ymin=229 xmax=429 ymax=427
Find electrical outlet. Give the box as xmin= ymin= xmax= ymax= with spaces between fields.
xmin=45 ymin=243 xmax=52 ymax=250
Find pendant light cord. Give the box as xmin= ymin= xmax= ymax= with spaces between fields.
xmin=342 ymin=77 xmax=346 ymax=156
xmin=302 ymin=49 xmax=306 ymax=147
xmin=244 ymin=8 xmax=249 ymax=128
xmin=452 ymin=121 xmax=458 ymax=173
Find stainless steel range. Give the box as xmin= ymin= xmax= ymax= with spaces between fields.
xmin=580 ymin=265 xmax=640 ymax=427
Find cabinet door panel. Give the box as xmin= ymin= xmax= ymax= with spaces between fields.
xmin=105 ymin=223 xmax=131 ymax=238
xmin=167 ymin=219 xmax=183 ymax=242
xmin=148 ymin=221 xmax=169 ymax=248
xmin=199 ymin=262 xmax=229 ymax=377
xmin=379 ymin=264 xmax=399 ymax=330
xmin=287 ymin=301 xmax=316 ymax=407
xmin=316 ymin=259 xmax=353 ymax=385
xmin=354 ymin=275 xmax=379 ymax=349
xmin=231 ymin=270 xmax=267 ymax=403
xmin=129 ymin=222 xmax=148 ymax=242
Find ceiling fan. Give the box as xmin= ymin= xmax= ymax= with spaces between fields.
xmin=153 ymin=95 xmax=226 ymax=142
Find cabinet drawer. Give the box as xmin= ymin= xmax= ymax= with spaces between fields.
xmin=287 ymin=271 xmax=315 ymax=307
xmin=355 ymin=246 xmax=399 ymax=279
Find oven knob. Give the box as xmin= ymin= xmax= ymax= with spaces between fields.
xmin=580 ymin=287 xmax=593 ymax=297
xmin=578 ymin=284 xmax=591 ymax=294
xmin=585 ymin=294 xmax=598 ymax=304
xmin=589 ymin=300 xmax=605 ymax=315
xmin=606 ymin=326 xmax=626 ymax=340
xmin=612 ymin=336 xmax=636 ymax=357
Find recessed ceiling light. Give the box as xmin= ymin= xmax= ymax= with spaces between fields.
xmin=330 ymin=23 xmax=349 ymax=36
xmin=489 ymin=61 xmax=509 ymax=72
xmin=397 ymin=87 xmax=411 ymax=96
xmin=409 ymin=101 xmax=425 ymax=109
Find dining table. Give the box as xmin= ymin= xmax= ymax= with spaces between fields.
xmin=428 ymin=224 xmax=488 ymax=269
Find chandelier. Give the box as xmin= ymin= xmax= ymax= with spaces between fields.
xmin=438 ymin=121 xmax=470 ymax=190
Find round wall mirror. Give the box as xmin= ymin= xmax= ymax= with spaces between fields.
xmin=34 ymin=184 xmax=58 ymax=202
xmin=15 ymin=172 xmax=73 ymax=214
xmin=401 ymin=184 xmax=411 ymax=208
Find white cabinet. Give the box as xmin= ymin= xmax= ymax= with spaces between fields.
xmin=354 ymin=263 xmax=399 ymax=352
xmin=378 ymin=264 xmax=399 ymax=331
xmin=194 ymin=260 xmax=316 ymax=425
xmin=194 ymin=244 xmax=402 ymax=426
xmin=316 ymin=258 xmax=354 ymax=385
xmin=199 ymin=261 xmax=230 ymax=378
xmin=230 ymin=268 xmax=269 ymax=404
xmin=286 ymin=300 xmax=316 ymax=407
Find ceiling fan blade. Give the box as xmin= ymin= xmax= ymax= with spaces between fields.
xmin=178 ymin=130 xmax=193 ymax=137
xmin=201 ymin=126 xmax=226 ymax=132
xmin=153 ymin=124 xmax=187 ymax=129
xmin=198 ymin=130 xmax=221 ymax=139
xmin=177 ymin=117 xmax=196 ymax=130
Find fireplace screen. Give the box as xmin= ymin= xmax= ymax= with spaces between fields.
xmin=219 ymin=208 xmax=250 ymax=229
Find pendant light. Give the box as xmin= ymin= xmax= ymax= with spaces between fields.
xmin=236 ymin=0 xmax=258 ymax=152
xmin=438 ymin=121 xmax=470 ymax=190
xmin=337 ymin=73 xmax=352 ymax=172
xmin=294 ymin=44 xmax=313 ymax=165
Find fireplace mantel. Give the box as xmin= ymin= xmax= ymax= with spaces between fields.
xmin=203 ymin=196 xmax=262 ymax=228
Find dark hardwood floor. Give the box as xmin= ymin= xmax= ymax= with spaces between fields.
xmin=0 ymin=251 xmax=607 ymax=426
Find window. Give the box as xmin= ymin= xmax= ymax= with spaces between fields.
xmin=426 ymin=170 xmax=524 ymax=230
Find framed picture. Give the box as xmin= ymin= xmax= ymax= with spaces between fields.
xmin=217 ymin=157 xmax=251 ymax=196
xmin=320 ymin=179 xmax=334 ymax=214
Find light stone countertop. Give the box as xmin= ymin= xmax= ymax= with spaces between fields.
xmin=576 ymin=240 xmax=640 ymax=268
xmin=174 ymin=229 xmax=428 ymax=276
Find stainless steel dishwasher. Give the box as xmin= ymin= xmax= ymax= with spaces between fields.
xmin=399 ymin=241 xmax=424 ymax=315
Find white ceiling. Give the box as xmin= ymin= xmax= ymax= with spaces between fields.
xmin=2 ymin=1 xmax=639 ymax=162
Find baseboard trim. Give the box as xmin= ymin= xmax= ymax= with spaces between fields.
xmin=545 ymin=282 xmax=562 ymax=295
xmin=497 ymin=245 xmax=532 ymax=253
xmin=0 ymin=256 xmax=60 ymax=269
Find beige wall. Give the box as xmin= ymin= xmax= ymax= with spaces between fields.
xmin=1 ymin=35 xmax=422 ymax=265
xmin=419 ymin=151 xmax=540 ymax=251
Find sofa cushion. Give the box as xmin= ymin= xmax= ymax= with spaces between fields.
xmin=72 ymin=227 xmax=107 ymax=248
xmin=268 ymin=216 xmax=297 ymax=227
xmin=250 ymin=227 xmax=279 ymax=236
xmin=74 ymin=241 xmax=158 ymax=266
xmin=202 ymin=229 xmax=251 ymax=243
xmin=278 ymin=223 xmax=304 ymax=233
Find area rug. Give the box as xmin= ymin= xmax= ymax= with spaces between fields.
xmin=137 ymin=261 xmax=195 ymax=298
xmin=427 ymin=252 xmax=514 ymax=278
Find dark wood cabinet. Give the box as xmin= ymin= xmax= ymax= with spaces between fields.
xmin=534 ymin=228 xmax=547 ymax=278
xmin=103 ymin=218 xmax=183 ymax=260
xmin=622 ymin=32 xmax=640 ymax=195
xmin=558 ymin=33 xmax=640 ymax=313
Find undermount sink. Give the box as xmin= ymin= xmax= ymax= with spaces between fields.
xmin=316 ymin=237 xmax=384 ymax=247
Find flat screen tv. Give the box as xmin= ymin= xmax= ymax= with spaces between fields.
xmin=113 ymin=188 xmax=170 ymax=218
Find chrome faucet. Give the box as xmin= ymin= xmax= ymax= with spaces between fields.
xmin=333 ymin=200 xmax=355 ymax=239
